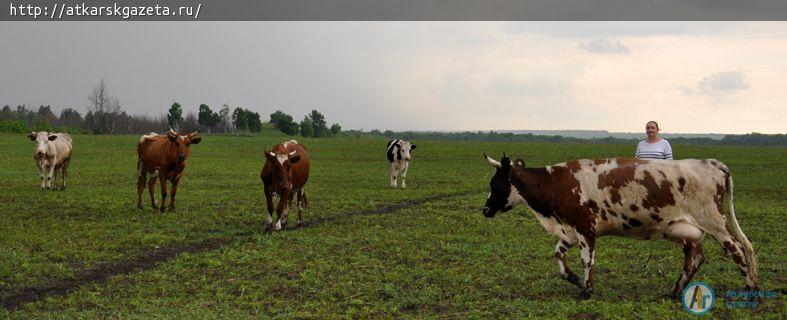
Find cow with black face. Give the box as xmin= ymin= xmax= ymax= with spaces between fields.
xmin=482 ymin=152 xmax=758 ymax=300
xmin=386 ymin=139 xmax=416 ymax=189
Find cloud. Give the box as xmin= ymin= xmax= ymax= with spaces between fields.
xmin=488 ymin=77 xmax=563 ymax=95
xmin=579 ymin=38 xmax=630 ymax=53
xmin=698 ymin=71 xmax=748 ymax=93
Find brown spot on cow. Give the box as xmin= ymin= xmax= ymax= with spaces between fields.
xmin=630 ymin=204 xmax=639 ymax=211
xmin=622 ymin=223 xmax=631 ymax=230
xmin=649 ymin=213 xmax=663 ymax=222
xmin=715 ymin=183 xmax=725 ymax=214
xmin=566 ymin=160 xmax=583 ymax=173
xmin=510 ymin=166 xmax=597 ymax=239
xmin=628 ymin=218 xmax=643 ymax=227
xmin=678 ymin=177 xmax=686 ymax=193
xmin=640 ymin=171 xmax=676 ymax=210
xmin=597 ymin=160 xmax=639 ymax=205
xmin=593 ymin=159 xmax=606 ymax=166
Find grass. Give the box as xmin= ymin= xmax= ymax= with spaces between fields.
xmin=0 ymin=131 xmax=784 ymax=318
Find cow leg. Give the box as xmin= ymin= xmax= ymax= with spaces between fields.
xmin=46 ymin=163 xmax=55 ymax=189
xmin=148 ymin=173 xmax=158 ymax=209
xmin=51 ymin=166 xmax=58 ymax=191
xmin=60 ymin=160 xmax=69 ymax=191
xmin=671 ymin=239 xmax=706 ymax=298
xmin=158 ymin=175 xmax=168 ymax=213
xmin=264 ymin=190 xmax=275 ymax=230
xmin=390 ymin=164 xmax=398 ymax=188
xmin=137 ymin=171 xmax=147 ymax=209
xmin=296 ymin=190 xmax=306 ymax=227
xmin=37 ymin=162 xmax=46 ymax=189
xmin=168 ymin=178 xmax=180 ymax=212
xmin=577 ymin=235 xmax=596 ymax=300
xmin=555 ymin=239 xmax=582 ymax=288
xmin=712 ymin=232 xmax=758 ymax=290
xmin=400 ymin=162 xmax=409 ymax=189
xmin=273 ymin=192 xmax=288 ymax=231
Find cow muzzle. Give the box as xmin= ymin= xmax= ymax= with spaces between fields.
xmin=483 ymin=207 xmax=495 ymax=218
xmin=178 ymin=153 xmax=186 ymax=161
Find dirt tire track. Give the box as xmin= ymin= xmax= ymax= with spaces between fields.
xmin=1 ymin=189 xmax=482 ymax=310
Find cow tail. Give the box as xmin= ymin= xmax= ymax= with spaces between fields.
xmin=726 ymin=172 xmax=758 ymax=281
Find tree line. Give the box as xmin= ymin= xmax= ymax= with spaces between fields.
xmin=0 ymin=80 xmax=343 ymax=138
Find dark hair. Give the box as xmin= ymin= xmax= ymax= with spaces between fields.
xmin=646 ymin=121 xmax=659 ymax=130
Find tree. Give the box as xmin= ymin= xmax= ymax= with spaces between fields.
xmin=270 ymin=110 xmax=299 ymax=135
xmin=330 ymin=123 xmax=342 ymax=136
xmin=308 ymin=109 xmax=328 ymax=137
xmin=232 ymin=107 xmax=248 ymax=132
xmin=219 ymin=104 xmax=231 ymax=133
xmin=300 ymin=116 xmax=314 ymax=137
xmin=0 ymin=105 xmax=12 ymax=120
xmin=87 ymin=79 xmax=123 ymax=134
xmin=167 ymin=102 xmax=183 ymax=130
xmin=247 ymin=110 xmax=262 ymax=132
xmin=198 ymin=104 xmax=220 ymax=133
xmin=58 ymin=108 xmax=82 ymax=127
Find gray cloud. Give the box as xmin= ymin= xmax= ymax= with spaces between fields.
xmin=579 ymin=38 xmax=630 ymax=54
xmin=698 ymin=71 xmax=749 ymax=93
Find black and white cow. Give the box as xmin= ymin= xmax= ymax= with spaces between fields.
xmin=482 ymin=153 xmax=758 ymax=300
xmin=386 ymin=139 xmax=416 ymax=188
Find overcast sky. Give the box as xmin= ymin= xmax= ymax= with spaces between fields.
xmin=1 ymin=22 xmax=786 ymax=134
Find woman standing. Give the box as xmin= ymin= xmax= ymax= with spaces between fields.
xmin=635 ymin=121 xmax=673 ymax=160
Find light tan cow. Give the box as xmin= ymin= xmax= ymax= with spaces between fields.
xmin=28 ymin=132 xmax=73 ymax=190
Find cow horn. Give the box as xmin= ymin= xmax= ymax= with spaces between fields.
xmin=169 ymin=127 xmax=176 ymax=134
xmin=503 ymin=152 xmax=509 ymax=159
xmin=484 ymin=153 xmax=502 ymax=169
xmin=288 ymin=150 xmax=297 ymax=157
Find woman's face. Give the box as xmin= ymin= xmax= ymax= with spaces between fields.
xmin=646 ymin=122 xmax=659 ymax=139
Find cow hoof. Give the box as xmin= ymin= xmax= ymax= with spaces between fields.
xmin=137 ymin=204 xmax=143 ymax=209
xmin=159 ymin=207 xmax=166 ymax=213
xmin=579 ymin=291 xmax=592 ymax=300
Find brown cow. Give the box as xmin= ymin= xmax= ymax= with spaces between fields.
xmin=260 ymin=139 xmax=310 ymax=231
xmin=136 ymin=129 xmax=201 ymax=212
xmin=483 ymin=153 xmax=757 ymax=300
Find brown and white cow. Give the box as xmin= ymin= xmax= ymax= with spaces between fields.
xmin=28 ymin=132 xmax=73 ymax=190
xmin=482 ymin=153 xmax=757 ymax=299
xmin=261 ymin=140 xmax=310 ymax=231
xmin=136 ymin=129 xmax=201 ymax=212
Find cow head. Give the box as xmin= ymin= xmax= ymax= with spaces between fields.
xmin=166 ymin=128 xmax=201 ymax=162
xmin=264 ymin=149 xmax=301 ymax=190
xmin=28 ymin=132 xmax=58 ymax=158
xmin=399 ymin=141 xmax=417 ymax=161
xmin=482 ymin=152 xmax=522 ymax=218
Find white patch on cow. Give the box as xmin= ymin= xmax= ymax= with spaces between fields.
xmin=276 ymin=154 xmax=288 ymax=165
xmin=507 ymin=184 xmax=526 ymax=208
xmin=546 ymin=166 xmax=553 ymax=174
xmin=179 ymin=135 xmax=187 ymax=141
xmin=275 ymin=219 xmax=282 ymax=231
xmin=140 ymin=133 xmax=158 ymax=143
xmin=147 ymin=170 xmax=159 ymax=178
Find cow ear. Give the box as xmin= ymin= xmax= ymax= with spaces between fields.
xmin=515 ymin=159 xmax=525 ymax=168
xmin=28 ymin=132 xmax=37 ymax=141
xmin=168 ymin=133 xmax=177 ymax=142
xmin=264 ymin=150 xmax=275 ymax=160
xmin=190 ymin=135 xmax=202 ymax=144
xmin=410 ymin=144 xmax=417 ymax=150
xmin=48 ymin=134 xmax=58 ymax=141
xmin=289 ymin=155 xmax=301 ymax=164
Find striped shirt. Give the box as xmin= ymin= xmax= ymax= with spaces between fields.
xmin=636 ymin=139 xmax=673 ymax=160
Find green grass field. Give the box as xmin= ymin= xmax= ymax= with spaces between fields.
xmin=0 ymin=131 xmax=784 ymax=319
